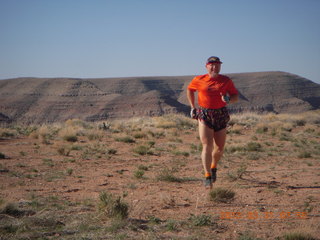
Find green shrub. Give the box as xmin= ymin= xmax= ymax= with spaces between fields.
xmin=133 ymin=132 xmax=147 ymax=139
xmin=57 ymin=145 xmax=71 ymax=156
xmin=227 ymin=165 xmax=247 ymax=182
xmin=209 ymin=188 xmax=235 ymax=203
xmin=115 ymin=136 xmax=135 ymax=143
xmin=63 ymin=134 xmax=78 ymax=142
xmin=133 ymin=145 xmax=153 ymax=155
xmin=134 ymin=170 xmax=145 ymax=179
xmin=189 ymin=214 xmax=212 ymax=226
xmin=256 ymin=126 xmax=268 ymax=134
xmin=238 ymin=231 xmax=262 ymax=240
xmin=295 ymin=119 xmax=306 ymax=127
xmin=165 ymin=219 xmax=179 ymax=231
xmin=138 ymin=165 xmax=149 ymax=171
xmin=66 ymin=168 xmax=73 ymax=176
xmin=172 ymin=150 xmax=190 ymax=157
xmin=99 ymin=192 xmax=128 ymax=219
xmin=246 ymin=142 xmax=262 ymax=151
xmin=278 ymin=232 xmax=316 ymax=240
xmin=156 ymin=168 xmax=182 ymax=182
xmin=0 ymin=203 xmax=25 ymax=217
xmin=108 ymin=148 xmax=117 ymax=154
xmin=298 ymin=151 xmax=312 ymax=158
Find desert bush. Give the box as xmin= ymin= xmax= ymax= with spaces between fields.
xmin=238 ymin=231 xmax=262 ymax=240
xmin=86 ymin=129 xmax=104 ymax=141
xmin=247 ymin=153 xmax=260 ymax=160
xmin=57 ymin=144 xmax=72 ymax=156
xmin=65 ymin=118 xmax=92 ymax=129
xmin=37 ymin=125 xmax=56 ymax=144
xmin=225 ymin=142 xmax=262 ymax=153
xmin=147 ymin=130 xmax=165 ymax=138
xmin=147 ymin=215 xmax=162 ymax=224
xmin=133 ymin=145 xmax=153 ymax=155
xmin=155 ymin=114 xmax=196 ymax=130
xmin=156 ymin=168 xmax=182 ymax=182
xmin=138 ymin=165 xmax=149 ymax=171
xmin=165 ymin=219 xmax=179 ymax=231
xmin=133 ymin=132 xmax=147 ymax=139
xmin=107 ymin=148 xmax=117 ymax=155
xmin=277 ymin=232 xmax=317 ymax=240
xmin=98 ymin=192 xmax=129 ymax=219
xmin=246 ymin=142 xmax=262 ymax=151
xmin=134 ymin=170 xmax=145 ymax=179
xmin=66 ymin=168 xmax=73 ymax=176
xmin=156 ymin=119 xmax=177 ymax=129
xmin=228 ymin=124 xmax=243 ymax=134
xmin=106 ymin=218 xmax=128 ymax=233
xmin=171 ymin=150 xmax=190 ymax=157
xmin=255 ymin=122 xmax=269 ymax=134
xmin=0 ymin=128 xmax=19 ymax=138
xmin=276 ymin=112 xmax=320 ymax=126
xmin=0 ymin=152 xmax=6 ymax=159
xmin=281 ymin=122 xmax=294 ymax=132
xmin=188 ymin=214 xmax=212 ymax=227
xmin=42 ymin=158 xmax=54 ymax=167
xmin=229 ymin=112 xmax=262 ymax=127
xmin=59 ymin=126 xmax=79 ymax=142
xmin=298 ymin=151 xmax=312 ymax=158
xmin=227 ymin=165 xmax=247 ymax=181
xmin=209 ymin=187 xmax=235 ymax=203
xmin=0 ymin=203 xmax=25 ymax=217
xmin=173 ymin=114 xmax=196 ymax=129
xmin=115 ymin=136 xmax=135 ymax=143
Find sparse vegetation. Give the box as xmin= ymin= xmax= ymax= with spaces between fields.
xmin=115 ymin=136 xmax=135 ymax=143
xmin=133 ymin=145 xmax=154 ymax=155
xmin=209 ymin=187 xmax=235 ymax=203
xmin=277 ymin=232 xmax=317 ymax=240
xmin=133 ymin=169 xmax=145 ymax=179
xmin=99 ymin=192 xmax=129 ymax=219
xmin=0 ymin=152 xmax=6 ymax=159
xmin=188 ymin=214 xmax=212 ymax=227
xmin=0 ymin=112 xmax=319 ymax=239
xmin=156 ymin=168 xmax=182 ymax=182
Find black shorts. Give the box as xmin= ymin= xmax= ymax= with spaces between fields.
xmin=196 ymin=107 xmax=230 ymax=131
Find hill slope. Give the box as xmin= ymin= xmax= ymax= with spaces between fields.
xmin=0 ymin=71 xmax=319 ymax=124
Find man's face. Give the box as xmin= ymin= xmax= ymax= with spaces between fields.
xmin=206 ymin=62 xmax=221 ymax=76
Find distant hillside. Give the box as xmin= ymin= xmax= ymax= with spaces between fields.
xmin=0 ymin=71 xmax=319 ymax=124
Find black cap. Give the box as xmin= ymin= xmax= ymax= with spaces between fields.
xmin=206 ymin=56 xmax=222 ymax=64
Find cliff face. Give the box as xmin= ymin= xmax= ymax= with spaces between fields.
xmin=0 ymin=72 xmax=319 ymax=124
xmin=225 ymin=72 xmax=320 ymax=113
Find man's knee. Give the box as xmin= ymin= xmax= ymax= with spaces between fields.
xmin=213 ymin=147 xmax=224 ymax=156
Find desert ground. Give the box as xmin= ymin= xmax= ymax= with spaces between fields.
xmin=0 ymin=112 xmax=319 ymax=240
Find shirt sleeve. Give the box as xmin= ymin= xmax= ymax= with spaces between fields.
xmin=187 ymin=77 xmax=198 ymax=91
xmin=227 ymin=79 xmax=238 ymax=95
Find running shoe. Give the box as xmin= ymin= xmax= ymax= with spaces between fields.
xmin=204 ymin=176 xmax=213 ymax=189
xmin=211 ymin=168 xmax=217 ymax=183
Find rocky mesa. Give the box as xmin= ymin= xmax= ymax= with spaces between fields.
xmin=0 ymin=71 xmax=319 ymax=124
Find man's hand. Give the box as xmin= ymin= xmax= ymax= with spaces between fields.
xmin=190 ymin=108 xmax=197 ymax=119
xmin=220 ymin=93 xmax=230 ymax=104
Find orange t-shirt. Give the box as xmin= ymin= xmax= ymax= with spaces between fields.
xmin=188 ymin=74 xmax=238 ymax=109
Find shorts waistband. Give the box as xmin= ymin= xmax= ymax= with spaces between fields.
xmin=199 ymin=107 xmax=227 ymax=111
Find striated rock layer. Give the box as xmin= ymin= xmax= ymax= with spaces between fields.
xmin=0 ymin=71 xmax=319 ymax=124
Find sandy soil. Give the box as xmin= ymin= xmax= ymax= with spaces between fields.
xmin=0 ymin=119 xmax=319 ymax=239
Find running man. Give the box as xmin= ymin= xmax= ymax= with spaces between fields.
xmin=187 ymin=56 xmax=239 ymax=188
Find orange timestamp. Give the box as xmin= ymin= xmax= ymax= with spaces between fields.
xmin=219 ymin=211 xmax=308 ymax=220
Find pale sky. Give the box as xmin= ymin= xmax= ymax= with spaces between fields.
xmin=1 ymin=0 xmax=319 ymax=83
